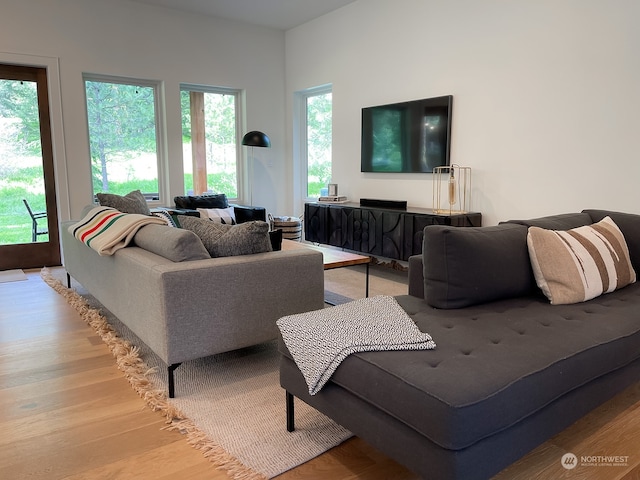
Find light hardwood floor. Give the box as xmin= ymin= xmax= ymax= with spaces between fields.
xmin=1 ymin=269 xmax=638 ymax=480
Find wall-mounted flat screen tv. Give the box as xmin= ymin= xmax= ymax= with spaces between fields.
xmin=361 ymin=95 xmax=453 ymax=173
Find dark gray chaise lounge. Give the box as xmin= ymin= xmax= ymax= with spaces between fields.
xmin=279 ymin=209 xmax=640 ymax=479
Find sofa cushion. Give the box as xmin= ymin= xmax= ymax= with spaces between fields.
xmin=423 ymin=223 xmax=533 ymax=309
xmin=178 ymin=215 xmax=272 ymax=257
xmin=503 ymin=212 xmax=594 ymax=230
xmin=527 ymin=216 xmax=636 ymax=305
xmin=132 ymin=224 xmax=210 ymax=262
xmin=174 ymin=194 xmax=228 ymax=210
xmin=197 ymin=207 xmax=237 ymax=224
xmin=584 ymin=209 xmax=640 ymax=273
xmin=96 ymin=189 xmax=151 ymax=215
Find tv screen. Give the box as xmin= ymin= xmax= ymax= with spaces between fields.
xmin=361 ymin=95 xmax=452 ymax=173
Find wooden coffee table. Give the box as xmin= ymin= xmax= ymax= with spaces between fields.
xmin=281 ymin=239 xmax=371 ymax=299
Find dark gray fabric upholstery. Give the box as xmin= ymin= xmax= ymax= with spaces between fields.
xmin=502 ymin=212 xmax=593 ymax=230
xmin=232 ymin=204 xmax=267 ymax=223
xmin=280 ymin=347 xmax=640 ymax=480
xmin=585 ymin=209 xmax=640 ymax=272
xmin=173 ymin=193 xmax=228 ymax=209
xmin=423 ymin=223 xmax=533 ymax=309
xmin=314 ymin=287 xmax=640 ymax=450
xmin=407 ymin=255 xmax=424 ymax=299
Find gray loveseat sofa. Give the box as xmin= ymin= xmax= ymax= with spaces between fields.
xmin=279 ymin=209 xmax=640 ymax=479
xmin=61 ymin=217 xmax=324 ymax=398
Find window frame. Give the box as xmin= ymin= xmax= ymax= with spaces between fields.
xmin=82 ymin=73 xmax=167 ymax=205
xmin=294 ymin=84 xmax=333 ymax=203
xmin=179 ymin=83 xmax=243 ymax=202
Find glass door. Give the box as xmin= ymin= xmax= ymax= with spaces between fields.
xmin=0 ymin=63 xmax=60 ymax=269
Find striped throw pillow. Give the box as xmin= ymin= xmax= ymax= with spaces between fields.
xmin=197 ymin=207 xmax=237 ymax=225
xmin=527 ymin=216 xmax=636 ymax=305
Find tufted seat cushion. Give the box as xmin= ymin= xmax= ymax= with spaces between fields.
xmin=301 ymin=283 xmax=640 ymax=451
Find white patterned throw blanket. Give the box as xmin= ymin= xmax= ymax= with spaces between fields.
xmin=277 ymin=295 xmax=436 ymax=395
xmin=69 ymin=206 xmax=166 ymax=256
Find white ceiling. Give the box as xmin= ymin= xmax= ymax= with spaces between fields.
xmin=128 ymin=0 xmax=357 ymax=30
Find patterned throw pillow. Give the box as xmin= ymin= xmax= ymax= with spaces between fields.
xmin=212 ymin=221 xmax=272 ymax=257
xmin=527 ymin=216 xmax=636 ymax=305
xmin=177 ymin=216 xmax=272 ymax=257
xmin=197 ymin=207 xmax=236 ymax=224
xmin=152 ymin=210 xmax=178 ymax=227
xmin=178 ymin=215 xmax=230 ymax=250
xmin=96 ymin=189 xmax=151 ymax=215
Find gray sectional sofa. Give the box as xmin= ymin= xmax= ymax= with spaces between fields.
xmin=61 ymin=217 xmax=325 ymax=398
xmin=279 ymin=209 xmax=640 ymax=479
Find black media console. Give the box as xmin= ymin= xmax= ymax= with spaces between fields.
xmin=304 ymin=202 xmax=482 ymax=261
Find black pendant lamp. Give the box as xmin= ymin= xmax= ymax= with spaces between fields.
xmin=242 ymin=131 xmax=271 ymax=206
xmin=242 ymin=131 xmax=271 ymax=148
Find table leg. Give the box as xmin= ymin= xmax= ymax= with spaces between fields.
xmin=365 ymin=262 xmax=370 ymax=297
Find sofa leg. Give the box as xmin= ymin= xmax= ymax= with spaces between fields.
xmin=168 ymin=363 xmax=181 ymax=398
xmin=66 ymin=272 xmax=71 ymax=289
xmin=286 ymin=391 xmax=295 ymax=432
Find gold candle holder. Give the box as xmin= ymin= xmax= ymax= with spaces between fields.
xmin=433 ymin=164 xmax=471 ymax=214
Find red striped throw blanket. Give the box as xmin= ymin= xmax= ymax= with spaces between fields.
xmin=69 ymin=206 xmax=166 ymax=256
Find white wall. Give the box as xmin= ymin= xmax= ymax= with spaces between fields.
xmin=0 ymin=0 xmax=286 ymax=220
xmin=286 ymin=0 xmax=640 ymax=225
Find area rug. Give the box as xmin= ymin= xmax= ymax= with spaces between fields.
xmin=324 ymin=289 xmax=354 ymax=306
xmin=0 ymin=269 xmax=27 ymax=283
xmin=40 ymin=268 xmax=352 ymax=479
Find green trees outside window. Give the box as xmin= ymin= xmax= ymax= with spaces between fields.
xmin=180 ymin=88 xmax=239 ymax=198
xmin=306 ymin=90 xmax=332 ymax=198
xmin=84 ymin=77 xmax=160 ymax=197
xmin=0 ymin=78 xmax=47 ymax=244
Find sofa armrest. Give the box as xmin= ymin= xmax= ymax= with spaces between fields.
xmin=408 ymin=254 xmax=425 ymax=299
xmin=231 ymin=204 xmax=266 ymax=223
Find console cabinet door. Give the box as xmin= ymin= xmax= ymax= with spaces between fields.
xmin=347 ymin=208 xmax=403 ymax=259
xmin=304 ymin=203 xmax=328 ymax=243
xmin=403 ymin=212 xmax=483 ymax=259
xmin=403 ymin=214 xmax=448 ymax=260
xmin=329 ymin=206 xmax=362 ymax=251
xmin=381 ymin=210 xmax=404 ymax=260
xmin=327 ymin=205 xmax=350 ymax=247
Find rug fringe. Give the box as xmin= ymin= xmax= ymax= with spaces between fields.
xmin=41 ymin=268 xmax=268 ymax=480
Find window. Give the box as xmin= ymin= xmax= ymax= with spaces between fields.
xmin=296 ymin=85 xmax=332 ymax=199
xmin=180 ymin=85 xmax=241 ymax=199
xmin=84 ymin=75 xmax=163 ymax=199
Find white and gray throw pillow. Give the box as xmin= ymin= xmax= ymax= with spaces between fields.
xmin=197 ymin=207 xmax=237 ymax=224
xmin=178 ymin=215 xmax=272 ymax=257
xmin=527 ymin=216 xmax=636 ymax=304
